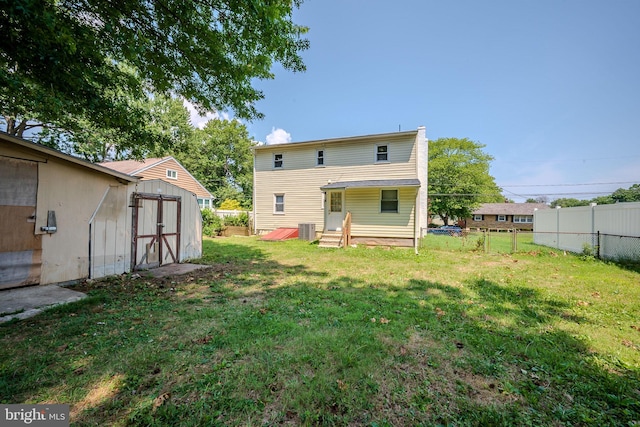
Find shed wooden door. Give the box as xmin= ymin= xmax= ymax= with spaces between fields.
xmin=131 ymin=193 xmax=181 ymax=271
xmin=0 ymin=158 xmax=42 ymax=289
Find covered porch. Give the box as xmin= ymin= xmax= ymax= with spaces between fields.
xmin=318 ymin=179 xmax=421 ymax=248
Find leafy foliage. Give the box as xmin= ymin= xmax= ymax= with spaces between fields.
xmin=36 ymin=94 xmax=193 ymax=162
xmin=219 ymin=199 xmax=243 ymax=211
xmin=0 ymin=0 xmax=308 ymax=154
xmin=550 ymin=183 xmax=640 ymax=207
xmin=428 ymin=138 xmax=503 ymax=224
xmin=201 ymin=209 xmax=224 ymax=237
xmin=223 ymin=212 xmax=249 ymax=227
xmin=173 ymin=120 xmax=255 ymax=208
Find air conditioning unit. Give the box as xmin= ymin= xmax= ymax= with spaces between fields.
xmin=298 ymin=223 xmax=316 ymax=241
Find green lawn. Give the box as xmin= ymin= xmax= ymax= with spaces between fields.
xmin=1 ymin=237 xmax=639 ymax=426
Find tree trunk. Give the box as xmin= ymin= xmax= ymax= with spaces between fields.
xmin=4 ymin=116 xmax=15 ymax=135
xmin=442 ymin=215 xmax=449 ymax=226
xmin=3 ymin=116 xmax=27 ymax=137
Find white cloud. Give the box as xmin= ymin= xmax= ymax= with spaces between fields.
xmin=183 ymin=100 xmax=230 ymax=129
xmin=266 ymin=127 xmax=292 ymax=145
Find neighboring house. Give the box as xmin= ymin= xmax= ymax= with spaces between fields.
xmin=99 ymin=156 xmax=214 ymax=209
xmin=0 ymin=132 xmax=202 ymax=290
xmin=253 ymin=127 xmax=428 ymax=248
xmin=467 ymin=203 xmax=549 ymax=230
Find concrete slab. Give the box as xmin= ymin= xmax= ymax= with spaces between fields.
xmin=0 ymin=285 xmax=86 ymax=323
xmin=0 ymin=264 xmax=210 ymax=323
xmin=137 ymin=263 xmax=210 ymax=278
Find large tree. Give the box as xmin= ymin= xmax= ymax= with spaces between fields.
xmin=173 ymin=119 xmax=255 ymax=208
xmin=428 ymin=137 xmax=503 ymax=225
xmin=0 ymin=0 xmax=308 ymax=153
xmin=37 ymin=94 xmax=193 ymax=162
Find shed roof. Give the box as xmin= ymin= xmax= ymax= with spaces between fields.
xmin=472 ymin=203 xmax=550 ymax=215
xmin=321 ymin=179 xmax=421 ymax=190
xmin=0 ymin=132 xmax=137 ymax=183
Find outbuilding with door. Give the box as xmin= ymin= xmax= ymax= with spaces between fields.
xmin=0 ymin=132 xmax=202 ymax=289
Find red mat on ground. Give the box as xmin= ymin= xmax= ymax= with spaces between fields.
xmin=260 ymin=228 xmax=299 ymax=241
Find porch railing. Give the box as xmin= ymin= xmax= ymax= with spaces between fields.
xmin=341 ymin=211 xmax=352 ymax=248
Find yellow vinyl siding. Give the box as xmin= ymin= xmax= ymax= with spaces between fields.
xmin=346 ymin=187 xmax=416 ymax=238
xmin=254 ymin=133 xmax=418 ymax=232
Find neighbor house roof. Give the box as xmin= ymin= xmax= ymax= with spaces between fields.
xmin=98 ymin=157 xmax=168 ymax=175
xmin=321 ymin=179 xmax=421 ymax=190
xmin=0 ymin=132 xmax=138 ymax=183
xmin=100 ymin=156 xmax=213 ymax=199
xmin=472 ymin=203 xmax=550 ymax=215
xmin=254 ymin=129 xmax=420 ymax=151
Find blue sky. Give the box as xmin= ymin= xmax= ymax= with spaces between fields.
xmin=200 ymin=1 xmax=640 ymax=203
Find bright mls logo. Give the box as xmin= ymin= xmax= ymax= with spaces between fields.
xmin=1 ymin=405 xmax=69 ymax=426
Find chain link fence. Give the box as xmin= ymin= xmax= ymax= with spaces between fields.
xmin=420 ymin=229 xmax=640 ymax=262
xmin=598 ymin=233 xmax=640 ymax=262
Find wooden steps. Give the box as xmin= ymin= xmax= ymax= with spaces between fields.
xmin=318 ymin=231 xmax=342 ymax=248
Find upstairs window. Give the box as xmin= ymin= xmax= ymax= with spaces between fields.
xmin=376 ymin=145 xmax=388 ymax=162
xmin=316 ymin=149 xmax=324 ymax=166
xmin=166 ymin=169 xmax=178 ymax=179
xmin=274 ymin=153 xmax=283 ymax=168
xmin=381 ymin=189 xmax=398 ymax=213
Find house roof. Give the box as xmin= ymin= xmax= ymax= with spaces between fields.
xmin=321 ymin=178 xmax=421 ymax=190
xmin=0 ymin=132 xmax=138 ymax=183
xmin=472 ymin=203 xmax=550 ymax=215
xmin=100 ymin=156 xmax=214 ymax=199
xmin=98 ymin=157 xmax=167 ymax=175
xmin=254 ymin=129 xmax=421 ymax=151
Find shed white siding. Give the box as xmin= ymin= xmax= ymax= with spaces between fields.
xmin=89 ymin=185 xmax=131 ymax=279
xmin=133 ymin=180 xmax=202 ymax=261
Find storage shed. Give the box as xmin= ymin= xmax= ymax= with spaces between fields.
xmin=0 ymin=132 xmax=202 ymax=289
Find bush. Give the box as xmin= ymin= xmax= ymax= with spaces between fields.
xmin=219 ymin=199 xmax=242 ymax=210
xmin=223 ymin=212 xmax=249 ymax=227
xmin=201 ymin=209 xmax=224 ymax=236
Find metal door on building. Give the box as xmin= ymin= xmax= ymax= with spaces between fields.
xmin=131 ymin=193 xmax=181 ymax=271
xmin=0 ymin=158 xmax=42 ymax=289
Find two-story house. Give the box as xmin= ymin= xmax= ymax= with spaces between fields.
xmin=253 ymin=127 xmax=428 ymax=248
xmin=99 ymin=156 xmax=214 ymax=209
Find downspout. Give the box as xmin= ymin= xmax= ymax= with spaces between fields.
xmin=415 ymin=126 xmax=427 ymax=254
xmin=252 ymin=147 xmax=257 ymax=235
xmin=414 ymin=189 xmax=419 ymax=255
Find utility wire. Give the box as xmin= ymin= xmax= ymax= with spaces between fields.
xmin=429 ymin=181 xmax=639 ymax=188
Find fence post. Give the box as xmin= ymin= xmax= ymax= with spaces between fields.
xmin=596 ymin=231 xmax=601 ymax=259
xmin=512 ymin=229 xmax=517 ymax=253
xmin=485 ymin=230 xmax=490 ymax=253
xmin=556 ymin=206 xmax=561 ymax=249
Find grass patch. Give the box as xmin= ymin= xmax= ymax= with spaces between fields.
xmin=1 ymin=237 xmax=639 ymax=425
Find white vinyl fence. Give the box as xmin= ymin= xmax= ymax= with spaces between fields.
xmin=211 ymin=209 xmax=254 ymax=221
xmin=533 ymin=202 xmax=640 ymax=261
